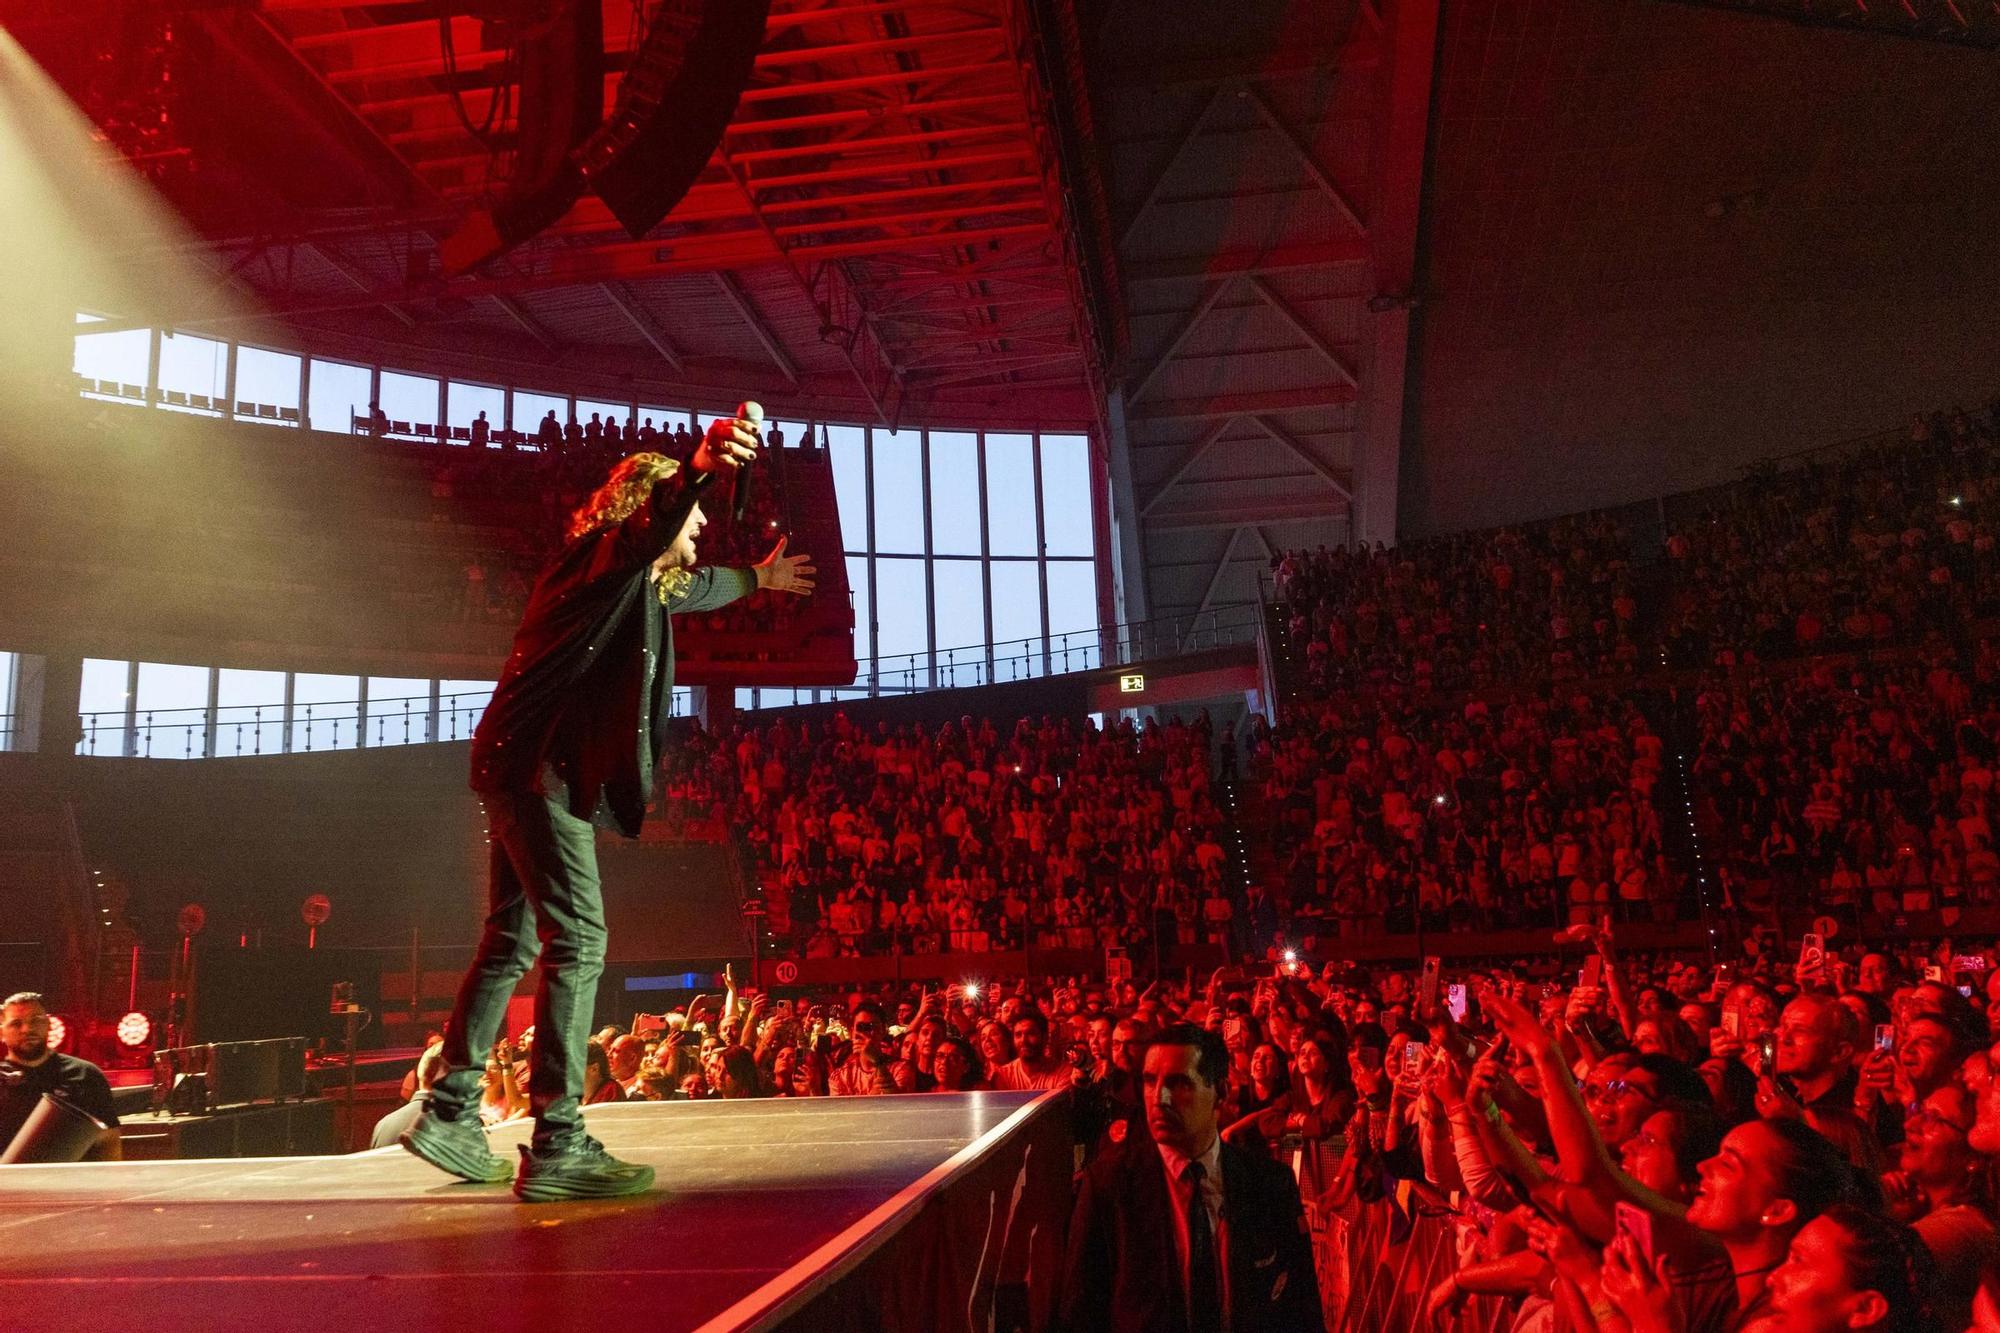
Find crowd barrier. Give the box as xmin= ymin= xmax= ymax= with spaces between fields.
xmin=1296 ymin=1146 xmax=1504 ymax=1333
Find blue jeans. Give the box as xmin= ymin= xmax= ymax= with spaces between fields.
xmin=430 ymin=790 xmax=606 ymax=1151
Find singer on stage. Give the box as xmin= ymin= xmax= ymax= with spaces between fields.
xmin=402 ymin=404 xmax=814 ymax=1202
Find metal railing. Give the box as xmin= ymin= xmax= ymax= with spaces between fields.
xmin=76 ymin=691 xmax=499 ymax=759
xmin=848 ymin=602 xmax=1265 ymax=695
xmin=67 ymin=607 xmax=1265 ymax=752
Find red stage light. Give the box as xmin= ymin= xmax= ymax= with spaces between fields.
xmin=116 ymin=1012 xmax=152 ymax=1047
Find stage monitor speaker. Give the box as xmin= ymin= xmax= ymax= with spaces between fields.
xmin=152 ymin=1038 xmax=306 ymax=1113
xmin=576 ymin=0 xmax=772 ymax=239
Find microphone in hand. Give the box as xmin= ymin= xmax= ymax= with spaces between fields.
xmin=733 ymin=399 xmax=762 ymax=523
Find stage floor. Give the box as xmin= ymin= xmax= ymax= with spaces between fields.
xmin=0 ymin=1092 xmax=1046 ymax=1332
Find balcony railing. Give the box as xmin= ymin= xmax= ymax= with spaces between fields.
xmin=849 ymin=603 xmax=1264 ymax=696
xmin=67 ymin=605 xmax=1265 ymax=753
xmin=76 ymin=691 xmax=501 ymax=759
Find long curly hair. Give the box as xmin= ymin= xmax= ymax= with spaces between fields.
xmin=567 ymin=452 xmax=679 ymax=541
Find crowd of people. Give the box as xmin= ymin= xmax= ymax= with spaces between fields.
xmin=1659 ymin=408 xmax=2000 ymax=670
xmin=1272 ymin=401 xmax=2000 ymax=695
xmin=612 ymin=399 xmax=2000 ymax=965
xmin=1249 ymin=398 xmax=2000 ymax=943
xmin=1689 ymin=639 xmax=2000 ymax=923
xmin=1249 ymin=687 xmax=1675 ymax=938
xmin=651 ymin=711 xmax=1233 ymax=960
xmin=366 ymin=927 xmax=2000 ymax=1330
xmin=1270 ymin=515 xmax=1644 ymax=698
xmin=317 ymin=393 xmax=2000 ymax=1329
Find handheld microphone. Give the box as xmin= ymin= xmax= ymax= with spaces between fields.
xmin=732 ymin=399 xmax=762 ymax=523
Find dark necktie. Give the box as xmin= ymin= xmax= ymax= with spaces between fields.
xmin=1185 ymin=1159 xmax=1223 ymax=1332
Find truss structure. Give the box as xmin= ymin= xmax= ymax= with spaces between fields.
xmin=88 ymin=0 xmax=1103 ymax=424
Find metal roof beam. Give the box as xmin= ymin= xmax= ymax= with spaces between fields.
xmin=1125 ymin=239 xmax=1372 ymax=284
xmin=352 ymin=59 xmax=1016 ymax=123
xmin=1242 ymin=83 xmax=1366 ymax=235
xmin=492 ymin=295 xmax=560 ymax=354
xmin=1116 ymin=88 xmax=1221 ymax=252
xmin=326 ymin=25 xmax=1001 ymax=88
xmin=1130 ymin=385 xmax=1359 ymax=421
xmin=306 ymin=241 xmax=416 ymax=328
xmin=1195 ymin=527 xmax=1246 ymax=616
xmin=600 ymin=282 xmax=683 ymax=373
xmin=1138 ymin=416 xmax=1238 ymax=516
xmin=1100 ymin=45 xmax=1380 ymax=91
xmin=1146 ymin=493 xmax=1351 ymax=531
xmin=83 ymin=221 xmax=1061 ymax=334
xmin=711 ymin=272 xmax=800 ymax=386
xmin=1251 ymin=415 xmax=1352 ymax=500
xmin=1125 ymin=277 xmax=1234 ymax=405
xmin=1245 ymin=276 xmax=1358 ymax=386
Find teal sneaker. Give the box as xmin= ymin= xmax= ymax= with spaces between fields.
xmin=400 ymin=1109 xmax=511 ymax=1184
xmin=513 ymin=1135 xmax=655 ymax=1203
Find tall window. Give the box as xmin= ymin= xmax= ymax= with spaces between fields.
xmin=308 ymin=358 xmax=372 ymax=435
xmin=378 ymin=371 xmax=441 ymax=439
xmin=364 ymin=677 xmax=431 ymax=747
xmin=638 ymin=405 xmax=688 ymax=439
xmin=826 ymin=425 xmax=1101 ymax=697
xmin=439 ymin=679 xmax=496 ymax=741
xmin=512 ymin=389 xmax=569 ymax=447
xmin=156 ymin=333 xmax=228 ymax=414
xmin=576 ymin=397 xmax=632 ymax=434
xmin=215 ymin=668 xmax=285 ymax=758
xmin=291 ymin=673 xmax=359 ymax=752
xmin=446 ymin=381 xmax=505 ymax=442
xmin=135 ymin=661 xmax=211 ymax=759
xmin=0 ymin=651 xmax=19 ymax=752
xmin=73 ymin=317 xmax=151 ymax=401
xmin=77 ymin=658 xmax=131 ymax=756
xmin=235 ymin=346 xmax=302 ymax=424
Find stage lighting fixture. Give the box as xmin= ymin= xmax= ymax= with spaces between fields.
xmin=116 ymin=1012 xmax=151 ymax=1047
xmin=45 ymin=1014 xmax=66 ymax=1051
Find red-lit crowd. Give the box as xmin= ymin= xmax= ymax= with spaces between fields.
xmin=652 ymin=711 xmax=1234 ymax=960
xmin=374 ymin=934 xmax=2000 ymax=1331
xmin=368 ymin=399 xmax=2000 ymax=1330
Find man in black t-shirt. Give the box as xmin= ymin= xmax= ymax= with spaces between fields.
xmin=0 ymin=992 xmax=119 ymax=1160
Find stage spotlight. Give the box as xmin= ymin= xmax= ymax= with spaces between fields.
xmin=45 ymin=1014 xmax=66 ymax=1051
xmin=116 ymin=1012 xmax=151 ymax=1047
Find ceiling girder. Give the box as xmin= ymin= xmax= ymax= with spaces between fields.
xmin=600 ymin=281 xmax=685 ymax=373
xmin=1129 ymin=385 xmax=1358 ymax=422
xmin=1146 ymin=493 xmax=1352 ymax=532
xmin=711 ymin=272 xmax=801 ymax=386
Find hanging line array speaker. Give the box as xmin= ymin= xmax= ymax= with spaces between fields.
xmin=575 ymin=0 xmax=772 ymax=239
xmin=439 ymin=0 xmax=603 ymax=274
xmin=439 ymin=0 xmax=769 ymax=275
